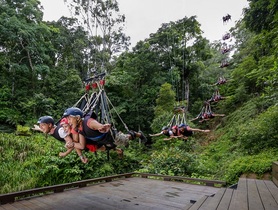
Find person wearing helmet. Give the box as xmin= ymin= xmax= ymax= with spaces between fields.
xmin=63 ymin=107 xmax=118 ymax=155
xmin=33 ymin=116 xmax=64 ymax=142
xmin=63 ymin=107 xmax=111 ymax=135
xmin=163 ymin=125 xmax=188 ymax=141
xmin=178 ymin=123 xmax=210 ymax=137
xmin=59 ymin=118 xmax=88 ymax=163
xmin=33 ymin=116 xmax=88 ymax=163
xmin=63 ymin=107 xmax=148 ymax=157
xmin=149 ymin=126 xmax=172 ymax=137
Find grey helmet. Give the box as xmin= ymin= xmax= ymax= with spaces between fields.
xmin=37 ymin=116 xmax=54 ymax=125
xmin=63 ymin=107 xmax=83 ymax=117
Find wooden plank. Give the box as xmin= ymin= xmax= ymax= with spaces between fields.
xmin=77 ymin=183 xmax=184 ymax=210
xmin=198 ymin=188 xmax=226 ymax=210
xmin=15 ymin=199 xmax=42 ymax=209
xmin=229 ymin=190 xmax=244 ymax=210
xmin=217 ymin=188 xmax=234 ymax=210
xmin=273 ymin=177 xmax=278 ymax=189
xmin=65 ymin=192 xmax=122 ymax=210
xmin=32 ymin=195 xmax=67 ymax=210
xmin=26 ymin=197 xmax=53 ymax=209
xmin=247 ymin=179 xmax=264 ymax=210
xmin=84 ymin=178 xmax=215 ymax=210
xmin=187 ymin=195 xmax=209 ymax=210
xmin=264 ymin=180 xmax=278 ymax=205
xmin=229 ymin=178 xmax=248 ymax=210
xmin=272 ymin=162 xmax=278 ymax=186
xmin=0 ymin=206 xmax=6 ymax=210
xmin=7 ymin=202 xmax=30 ymax=210
xmin=237 ymin=178 xmax=248 ymax=191
xmin=184 ymin=202 xmax=194 ymax=210
xmin=0 ymin=203 xmax=18 ymax=210
xmin=256 ymin=180 xmax=278 ymax=210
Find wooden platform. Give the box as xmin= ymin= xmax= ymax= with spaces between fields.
xmin=185 ymin=178 xmax=278 ymax=210
xmin=0 ymin=177 xmax=220 ymax=210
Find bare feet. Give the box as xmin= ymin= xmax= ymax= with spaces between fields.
xmin=81 ymin=156 xmax=88 ymax=164
xmin=116 ymin=148 xmax=124 ymax=159
xmin=59 ymin=152 xmax=67 ymax=157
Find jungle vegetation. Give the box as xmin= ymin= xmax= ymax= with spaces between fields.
xmin=0 ymin=0 xmax=277 ymax=194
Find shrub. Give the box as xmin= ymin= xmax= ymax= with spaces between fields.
xmin=224 ymin=150 xmax=278 ymax=184
xmin=238 ymin=105 xmax=278 ymax=154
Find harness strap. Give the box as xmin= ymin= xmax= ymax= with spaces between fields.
xmin=85 ymin=133 xmax=106 ymax=141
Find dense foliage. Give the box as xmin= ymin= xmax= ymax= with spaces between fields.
xmin=0 ymin=0 xmax=278 ymax=194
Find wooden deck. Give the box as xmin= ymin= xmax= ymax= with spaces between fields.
xmin=1 ymin=162 xmax=278 ymax=210
xmin=185 ymin=178 xmax=278 ymax=210
xmin=0 ymin=177 xmax=220 ymax=210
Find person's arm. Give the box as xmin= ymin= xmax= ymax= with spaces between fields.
xmin=65 ymin=134 xmax=88 ymax=163
xmin=213 ymin=113 xmax=225 ymax=117
xmin=190 ymin=128 xmax=210 ymax=133
xmin=32 ymin=124 xmax=43 ymax=132
xmin=177 ymin=135 xmax=189 ymax=140
xmin=163 ymin=136 xmax=178 ymax=140
xmin=59 ymin=148 xmax=74 ymax=157
xmin=67 ymin=133 xmax=86 ymax=150
xmin=149 ymin=132 xmax=163 ymax=137
xmin=59 ymin=134 xmax=74 ymax=157
xmin=87 ymin=118 xmax=110 ymax=133
xmin=190 ymin=116 xmax=199 ymax=122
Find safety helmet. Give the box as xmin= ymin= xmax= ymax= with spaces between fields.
xmin=178 ymin=123 xmax=186 ymax=128
xmin=37 ymin=116 xmax=54 ymax=125
xmin=161 ymin=126 xmax=169 ymax=131
xmin=60 ymin=118 xmax=69 ymax=125
xmin=63 ymin=107 xmax=83 ymax=117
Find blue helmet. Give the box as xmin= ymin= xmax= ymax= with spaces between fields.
xmin=63 ymin=107 xmax=83 ymax=117
xmin=37 ymin=116 xmax=54 ymax=125
xmin=178 ymin=123 xmax=186 ymax=128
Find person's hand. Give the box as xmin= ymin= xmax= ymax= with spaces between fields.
xmin=59 ymin=152 xmax=67 ymax=157
xmin=98 ymin=124 xmax=111 ymax=133
xmin=80 ymin=156 xmax=88 ymax=164
xmin=203 ymin=129 xmax=210 ymax=133
xmin=65 ymin=142 xmax=74 ymax=149
xmin=32 ymin=124 xmax=41 ymax=131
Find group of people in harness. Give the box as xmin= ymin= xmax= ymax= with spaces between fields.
xmin=222 ymin=14 xmax=231 ymax=24
xmin=150 ymin=123 xmax=210 ymax=141
xmin=190 ymin=100 xmax=226 ymax=123
xmin=33 ymin=107 xmax=148 ymax=163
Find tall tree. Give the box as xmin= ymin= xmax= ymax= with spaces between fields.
xmin=106 ymin=42 xmax=164 ymax=132
xmin=0 ymin=0 xmax=56 ymax=124
xmin=147 ymin=16 xmax=212 ymax=111
xmin=65 ymin=0 xmax=130 ymax=77
xmin=243 ymin=0 xmax=278 ymax=33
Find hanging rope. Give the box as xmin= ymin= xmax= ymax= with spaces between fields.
xmin=105 ymin=95 xmax=129 ymax=132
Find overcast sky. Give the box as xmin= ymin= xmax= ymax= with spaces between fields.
xmin=40 ymin=0 xmax=249 ymax=47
